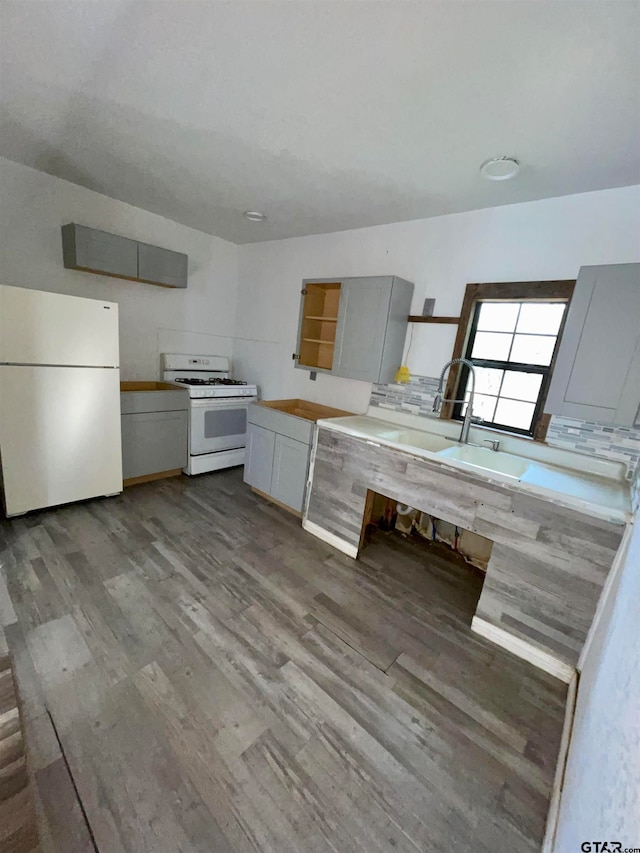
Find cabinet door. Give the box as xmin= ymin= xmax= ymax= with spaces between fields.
xmin=62 ymin=224 xmax=138 ymax=279
xmin=138 ymin=243 xmax=188 ymax=289
xmin=545 ymin=264 xmax=640 ymax=425
xmin=121 ymin=411 xmax=188 ymax=479
xmin=271 ymin=434 xmax=309 ymax=512
xmin=333 ymin=277 xmax=392 ymax=382
xmin=243 ymin=423 xmax=275 ymax=494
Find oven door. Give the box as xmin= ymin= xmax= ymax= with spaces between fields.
xmin=189 ymin=397 xmax=252 ymax=456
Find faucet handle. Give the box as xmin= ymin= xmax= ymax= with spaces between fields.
xmin=483 ymin=439 xmax=500 ymax=451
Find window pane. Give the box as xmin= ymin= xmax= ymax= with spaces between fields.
xmin=461 ymin=393 xmax=497 ymax=422
xmin=474 ymin=367 xmax=503 ymax=396
xmin=500 ymin=371 xmax=543 ymax=402
xmin=509 ymin=334 xmax=556 ymax=366
xmin=516 ymin=303 xmax=565 ymax=335
xmin=476 ymin=303 xmax=520 ymax=332
xmin=494 ymin=398 xmax=535 ymax=430
xmin=471 ymin=332 xmax=512 ymax=360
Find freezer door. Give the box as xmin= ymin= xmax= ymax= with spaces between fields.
xmin=0 ymin=285 xmax=119 ymax=367
xmin=0 ymin=366 xmax=123 ymax=516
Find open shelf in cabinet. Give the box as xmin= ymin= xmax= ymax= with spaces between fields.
xmin=299 ymin=282 xmax=341 ymax=370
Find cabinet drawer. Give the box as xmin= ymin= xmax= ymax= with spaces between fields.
xmin=247 ymin=404 xmax=313 ymax=445
xmin=120 ymin=389 xmax=188 ymax=415
xmin=121 ymin=410 xmax=188 ymax=479
xmin=138 ymin=242 xmax=188 ymax=289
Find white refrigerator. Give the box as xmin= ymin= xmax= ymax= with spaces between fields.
xmin=0 ymin=284 xmax=123 ymax=516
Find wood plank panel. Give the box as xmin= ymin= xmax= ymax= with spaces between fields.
xmin=305 ymin=428 xmax=624 ymax=669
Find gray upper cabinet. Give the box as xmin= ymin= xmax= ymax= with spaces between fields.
xmin=138 ymin=242 xmax=188 ymax=289
xmin=294 ymin=275 xmax=414 ymax=384
xmin=545 ymin=263 xmax=640 ymax=425
xmin=333 ymin=277 xmax=393 ymax=382
xmin=61 ymin=224 xmax=188 ymax=289
xmin=62 ymin=223 xmax=138 ymax=279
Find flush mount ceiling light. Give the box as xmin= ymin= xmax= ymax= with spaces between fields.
xmin=243 ymin=210 xmax=267 ymax=222
xmin=480 ymin=157 xmax=520 ymax=181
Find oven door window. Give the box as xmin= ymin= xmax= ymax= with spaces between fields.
xmin=189 ymin=401 xmax=251 ymax=456
xmin=204 ymin=408 xmax=247 ymax=438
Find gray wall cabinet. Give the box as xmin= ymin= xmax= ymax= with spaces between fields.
xmin=138 ymin=242 xmax=189 ymax=289
xmin=121 ymin=387 xmax=188 ymax=480
xmin=546 ymin=263 xmax=640 ymax=425
xmin=62 ymin=223 xmax=188 ymax=289
xmin=294 ymin=275 xmax=414 ymax=384
xmin=244 ymin=404 xmax=313 ymax=513
xmin=62 ymin=224 xmax=138 ymax=279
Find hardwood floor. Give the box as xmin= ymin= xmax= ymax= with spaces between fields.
xmin=0 ymin=468 xmax=567 ymax=852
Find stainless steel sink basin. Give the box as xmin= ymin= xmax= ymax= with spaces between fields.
xmin=437 ymin=445 xmax=532 ymax=479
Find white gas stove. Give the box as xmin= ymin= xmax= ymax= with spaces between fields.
xmin=162 ymin=353 xmax=257 ymax=475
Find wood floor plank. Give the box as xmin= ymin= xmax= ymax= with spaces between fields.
xmin=0 ymin=468 xmax=567 ymax=851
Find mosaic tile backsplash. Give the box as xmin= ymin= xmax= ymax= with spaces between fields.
xmin=631 ymin=464 xmax=640 ymax=513
xmin=370 ymin=375 xmax=640 ymax=479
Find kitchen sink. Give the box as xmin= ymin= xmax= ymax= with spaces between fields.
xmin=378 ymin=428 xmax=456 ymax=453
xmin=437 ymin=444 xmax=532 ymax=479
xmin=318 ymin=417 xmax=456 ymax=453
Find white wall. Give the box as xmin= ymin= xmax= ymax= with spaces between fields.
xmin=0 ymin=157 xmax=238 ymax=380
xmin=3 ymin=155 xmax=638 ymax=404
xmin=553 ymin=510 xmax=640 ymax=850
xmin=234 ymin=185 xmax=640 ymax=411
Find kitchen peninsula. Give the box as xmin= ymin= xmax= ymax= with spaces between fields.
xmin=303 ymin=412 xmax=631 ymax=682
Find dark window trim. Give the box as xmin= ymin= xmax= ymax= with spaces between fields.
xmin=442 ymin=280 xmax=575 ymax=441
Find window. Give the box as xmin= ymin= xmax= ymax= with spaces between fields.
xmin=443 ymin=281 xmax=575 ymax=440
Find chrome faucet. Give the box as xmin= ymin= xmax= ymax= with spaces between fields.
xmin=432 ymin=357 xmax=477 ymax=444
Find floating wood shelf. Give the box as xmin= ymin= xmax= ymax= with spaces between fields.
xmin=408 ymin=315 xmax=461 ymax=324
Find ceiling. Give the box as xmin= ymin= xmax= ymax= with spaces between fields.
xmin=1 ymin=1 xmax=639 ymax=244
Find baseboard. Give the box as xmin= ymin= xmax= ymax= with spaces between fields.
xmin=471 ymin=616 xmax=575 ymax=683
xmin=302 ymin=519 xmax=359 ymax=558
xmin=251 ymin=487 xmax=302 ymax=518
xmin=542 ymin=670 xmax=579 ymax=852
